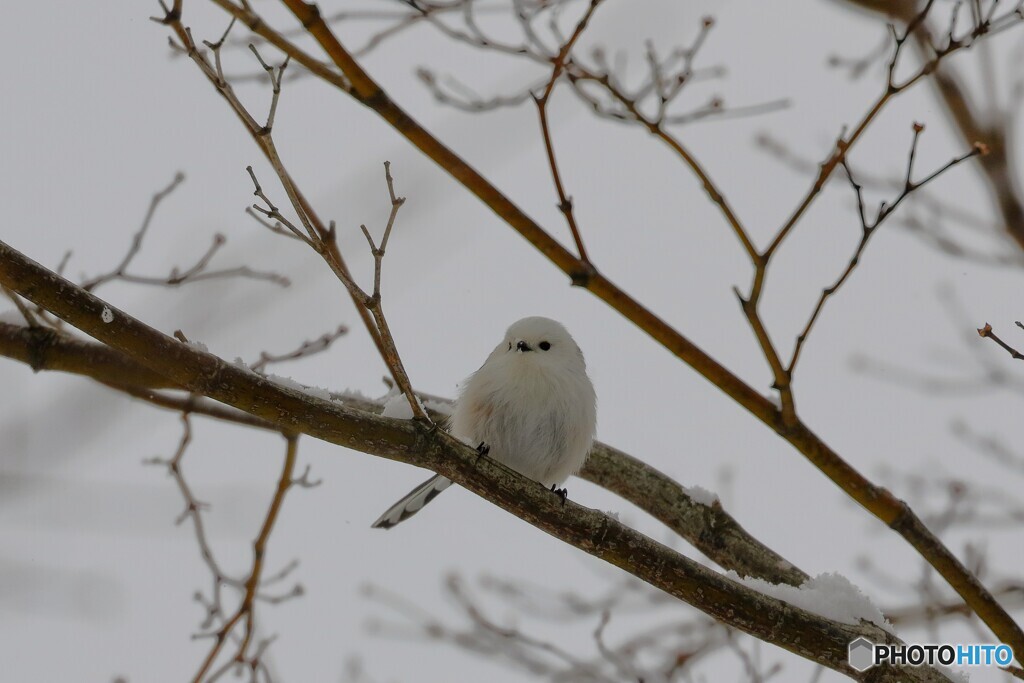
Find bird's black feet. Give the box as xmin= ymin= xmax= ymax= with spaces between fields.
xmin=475 ymin=442 xmax=490 ymax=461
xmin=549 ymin=484 xmax=568 ymax=506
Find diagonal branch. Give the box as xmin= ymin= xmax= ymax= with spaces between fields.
xmin=978 ymin=322 xmax=1024 ymax=361
xmin=249 ymin=324 xmax=349 ymax=373
xmin=733 ymin=0 xmax=1020 ymax=427
xmin=162 ymin=11 xmax=386 ymax=374
xmin=82 ymin=172 xmax=186 ymax=291
xmin=788 ymin=127 xmax=987 ymax=376
xmin=768 ymin=0 xmax=1021 ymax=261
xmin=836 ymin=0 xmax=1024 ymax=252
xmin=0 ymin=317 xmax=807 ymax=587
xmin=160 ymin=0 xmax=1024 ymax=657
xmin=2 ymin=285 xmax=41 ymax=327
xmin=533 ymin=95 xmax=591 ymax=267
xmin=530 ymin=1 xmax=603 ymax=268
xmin=0 ymin=240 xmax=951 ymax=681
xmin=189 ymin=432 xmax=300 ymax=682
xmin=567 ymin=65 xmax=759 ymax=263
xmin=163 ymin=14 xmax=426 ymax=422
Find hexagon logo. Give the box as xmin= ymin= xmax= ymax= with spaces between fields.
xmin=848 ymin=637 xmax=875 ymax=672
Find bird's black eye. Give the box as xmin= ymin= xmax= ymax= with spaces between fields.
xmin=508 ymin=342 xmax=512 ymax=351
xmin=539 ymin=341 xmax=551 ymax=351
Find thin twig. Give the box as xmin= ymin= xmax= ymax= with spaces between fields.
xmin=162 ymin=10 xmax=388 ymax=369
xmin=788 ymin=127 xmax=986 ymax=376
xmin=734 ymin=0 xmax=1016 ymax=425
xmin=352 ymin=162 xmax=429 ymax=421
xmin=165 ymin=15 xmax=420 ymax=419
xmin=82 ymin=172 xmax=185 ymax=291
xmin=191 ymin=434 xmax=301 ymax=682
xmin=81 ymin=172 xmax=287 ymax=290
xmin=145 ymin=415 xmax=243 ymax=638
xmin=0 ymin=239 xmax=986 ymax=680
xmin=530 ymin=0 xmax=602 ymax=270
xmin=2 ymin=285 xmax=40 ymax=327
xmin=250 ymin=324 xmax=349 ymax=372
xmin=160 ymin=0 xmax=1024 ymax=663
xmin=978 ymin=323 xmax=1024 ymax=360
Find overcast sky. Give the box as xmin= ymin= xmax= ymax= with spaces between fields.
xmin=1 ymin=1 xmax=1022 ymax=681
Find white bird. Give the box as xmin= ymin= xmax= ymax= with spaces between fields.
xmin=372 ymin=316 xmax=597 ymax=529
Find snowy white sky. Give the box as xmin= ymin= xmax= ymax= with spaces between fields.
xmin=1 ymin=1 xmax=1023 ymax=681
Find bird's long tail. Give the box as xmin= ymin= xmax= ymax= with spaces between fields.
xmin=371 ymin=474 xmax=453 ymax=529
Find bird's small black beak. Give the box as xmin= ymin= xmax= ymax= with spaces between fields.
xmin=516 ymin=340 xmax=532 ymax=352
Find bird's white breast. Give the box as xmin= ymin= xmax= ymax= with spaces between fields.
xmin=450 ymin=356 xmax=596 ymax=487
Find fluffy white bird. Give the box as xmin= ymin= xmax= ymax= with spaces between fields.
xmin=372 ymin=316 xmax=597 ymax=529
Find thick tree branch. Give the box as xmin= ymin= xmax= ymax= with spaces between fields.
xmin=0 ymin=318 xmax=806 ymax=587
xmin=0 ymin=321 xmax=174 ymax=388
xmin=189 ymin=0 xmax=1024 ymax=655
xmin=0 ymin=241 xmax=947 ymax=680
xmin=583 ymin=442 xmax=809 ymax=587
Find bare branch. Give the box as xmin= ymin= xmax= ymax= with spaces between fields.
xmin=81 ymin=171 xmax=185 ymax=291
xmin=167 ymin=19 xmax=424 ymax=423
xmin=788 ymin=127 xmax=986 ymax=376
xmin=0 ymin=317 xmax=808 ymax=588
xmin=978 ymin=322 xmax=1024 ymax=361
xmin=190 ymin=433 xmax=301 ymax=682
xmin=128 ymin=0 xmax=1024 ymax=663
xmin=250 ymin=324 xmax=349 ymax=373
xmin=80 ymin=172 xmax=288 ymax=291
xmin=144 ymin=415 xmax=243 ymax=636
xmin=2 ymin=285 xmax=40 ymax=327
xmin=768 ymin=0 xmax=1021 ymax=262
xmin=246 ymin=166 xmax=318 ymax=247
xmin=145 ymin=0 xmax=1024 ymax=659
xmin=345 ymin=161 xmax=427 ymax=422
xmin=0 ymin=242 xmax=956 ymax=679
xmin=364 ymin=574 xmax=731 ymax=683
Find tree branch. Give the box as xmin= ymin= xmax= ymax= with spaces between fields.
xmin=150 ymin=0 xmax=1024 ymax=657
xmin=184 ymin=428 xmax=300 ymax=682
xmin=0 ymin=241 xmax=948 ymax=680
xmin=978 ymin=322 xmax=1024 ymax=361
xmin=788 ymin=128 xmax=987 ymax=376
xmin=0 ymin=317 xmax=807 ymax=587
